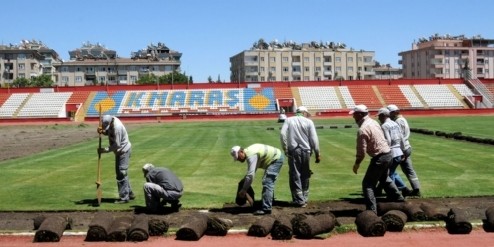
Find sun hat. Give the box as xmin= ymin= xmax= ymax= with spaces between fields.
xmin=101 ymin=115 xmax=113 ymax=131
xmin=142 ymin=163 xmax=154 ymax=172
xmin=377 ymin=107 xmax=390 ymax=116
xmin=387 ymin=104 xmax=400 ymax=112
xmin=349 ymin=104 xmax=368 ymax=114
xmin=296 ymin=106 xmax=311 ymax=116
xmin=230 ymin=146 xmax=241 ymax=161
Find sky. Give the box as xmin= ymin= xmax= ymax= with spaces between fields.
xmin=2 ymin=0 xmax=494 ymax=83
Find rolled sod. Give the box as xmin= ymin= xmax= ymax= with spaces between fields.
xmin=355 ymin=210 xmax=386 ymax=237
xmin=381 ymin=210 xmax=407 ymax=232
xmin=248 ymin=216 xmax=276 ymax=237
xmin=128 ymin=214 xmax=149 ymax=242
xmin=33 ymin=215 xmax=72 ymax=231
xmin=33 ymin=216 xmax=70 ymax=242
xmin=377 ymin=202 xmax=404 ymax=215
xmin=235 ymin=178 xmax=255 ymax=206
xmin=291 ymin=212 xmax=336 ymax=239
xmin=270 ymin=215 xmax=293 ymax=240
xmin=205 ymin=217 xmax=233 ymax=236
xmin=85 ymin=212 xmax=114 ymax=241
xmin=402 ymin=202 xmax=427 ymax=221
xmin=107 ymin=215 xmax=134 ymax=242
xmin=176 ymin=214 xmax=209 ymax=241
xmin=148 ymin=217 xmax=169 ymax=236
xmin=483 ymin=206 xmax=494 ymax=232
xmin=420 ymin=202 xmax=447 ymax=221
xmin=446 ymin=208 xmax=472 ymax=234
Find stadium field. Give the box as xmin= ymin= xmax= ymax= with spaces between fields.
xmin=0 ymin=115 xmax=493 ymax=211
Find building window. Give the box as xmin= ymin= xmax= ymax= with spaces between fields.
xmin=335 ymin=67 xmax=341 ymax=72
xmin=315 ymin=57 xmax=321 ymax=62
xmin=282 ymin=57 xmax=288 ymax=62
xmin=270 ymin=57 xmax=276 ymax=62
xmin=270 ymin=67 xmax=276 ymax=72
xmin=283 ymin=67 xmax=289 ymax=72
xmin=304 ymin=57 xmax=309 ymax=62
xmin=260 ymin=67 xmax=265 ymax=72
xmin=283 ymin=76 xmax=289 ymax=81
xmin=305 ymin=67 xmax=310 ymax=72
xmin=18 ymin=73 xmax=25 ymax=78
xmin=130 ymin=75 xmax=137 ymax=83
xmin=62 ymin=76 xmax=69 ymax=83
xmin=348 ymin=57 xmax=353 ymax=62
xmin=335 ymin=57 xmax=341 ymax=62
xmin=324 ymin=56 xmax=332 ymax=62
xmin=348 ymin=67 xmax=353 ymax=72
xmin=315 ymin=67 xmax=321 ymax=72
xmin=75 ymin=76 xmax=82 ymax=82
xmin=99 ymin=76 xmax=106 ymax=83
xmin=303 ymin=76 xmax=310 ymax=81
xmin=260 ymin=57 xmax=265 ymax=62
xmin=18 ymin=54 xmax=26 ymax=60
xmin=18 ymin=64 xmax=25 ymax=70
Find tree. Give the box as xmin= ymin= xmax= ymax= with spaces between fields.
xmin=136 ymin=73 xmax=158 ymax=85
xmin=207 ymin=76 xmax=213 ymax=83
xmin=12 ymin=77 xmax=30 ymax=88
xmin=30 ymin=74 xmax=54 ymax=87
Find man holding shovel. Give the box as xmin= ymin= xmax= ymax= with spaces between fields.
xmin=97 ymin=115 xmax=135 ymax=204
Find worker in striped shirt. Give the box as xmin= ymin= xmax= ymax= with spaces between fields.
xmin=350 ymin=104 xmax=405 ymax=213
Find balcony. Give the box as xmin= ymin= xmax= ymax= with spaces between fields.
xmin=244 ymin=60 xmax=258 ymax=66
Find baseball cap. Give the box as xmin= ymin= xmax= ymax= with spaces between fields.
xmin=230 ymin=146 xmax=241 ymax=161
xmin=101 ymin=115 xmax=113 ymax=131
xmin=349 ymin=104 xmax=368 ymax=114
xmin=142 ymin=163 xmax=154 ymax=172
xmin=296 ymin=106 xmax=311 ymax=116
xmin=377 ymin=107 xmax=390 ymax=116
xmin=387 ymin=104 xmax=399 ymax=112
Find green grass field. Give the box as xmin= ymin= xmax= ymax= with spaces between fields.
xmin=0 ymin=115 xmax=493 ymax=211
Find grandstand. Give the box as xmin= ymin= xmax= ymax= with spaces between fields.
xmin=0 ymin=78 xmax=493 ymax=122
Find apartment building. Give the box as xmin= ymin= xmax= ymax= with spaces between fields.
xmin=230 ymin=39 xmax=376 ymax=82
xmin=374 ymin=66 xmax=402 ymax=79
xmin=0 ymin=40 xmax=60 ymax=85
xmin=53 ymin=42 xmax=182 ymax=86
xmin=399 ymin=34 xmax=494 ymax=79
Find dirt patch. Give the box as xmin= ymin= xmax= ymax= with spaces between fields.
xmin=0 ymin=122 xmax=493 ymax=234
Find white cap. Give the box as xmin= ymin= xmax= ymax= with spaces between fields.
xmin=377 ymin=107 xmax=390 ymax=116
xmin=387 ymin=104 xmax=399 ymax=112
xmin=349 ymin=104 xmax=368 ymax=114
xmin=142 ymin=163 xmax=154 ymax=172
xmin=296 ymin=106 xmax=311 ymax=116
xmin=101 ymin=115 xmax=113 ymax=131
xmin=230 ymin=146 xmax=241 ymax=161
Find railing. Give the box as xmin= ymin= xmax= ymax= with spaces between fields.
xmin=466 ymin=79 xmax=494 ymax=107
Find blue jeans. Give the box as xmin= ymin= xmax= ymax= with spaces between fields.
xmin=362 ymin=152 xmax=401 ymax=213
xmin=261 ymin=156 xmax=284 ymax=211
xmin=389 ymin=156 xmax=407 ymax=190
